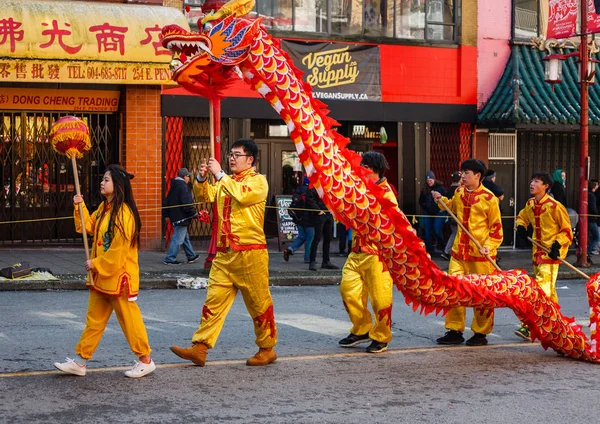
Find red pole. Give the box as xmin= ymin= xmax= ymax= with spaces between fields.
xmin=576 ymin=0 xmax=590 ymax=267
xmin=204 ymin=99 xmax=221 ymax=269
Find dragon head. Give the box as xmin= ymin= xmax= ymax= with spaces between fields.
xmin=161 ymin=0 xmax=261 ymax=94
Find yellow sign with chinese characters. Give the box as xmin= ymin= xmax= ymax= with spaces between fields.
xmin=0 ymin=0 xmax=189 ymax=63
xmin=0 ymin=88 xmax=120 ymax=112
xmin=0 ymin=59 xmax=174 ymax=85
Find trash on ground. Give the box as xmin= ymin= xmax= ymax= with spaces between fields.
xmin=177 ymin=276 xmax=208 ymax=289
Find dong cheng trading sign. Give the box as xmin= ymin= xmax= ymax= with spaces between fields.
xmin=546 ymin=0 xmax=600 ymax=39
xmin=0 ymin=88 xmax=120 ymax=112
xmin=281 ymin=40 xmax=381 ymax=102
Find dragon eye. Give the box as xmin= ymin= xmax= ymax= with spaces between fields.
xmin=204 ymin=22 xmax=213 ymax=32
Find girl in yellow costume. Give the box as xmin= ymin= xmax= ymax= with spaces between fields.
xmin=338 ymin=152 xmax=399 ymax=353
xmin=54 ymin=164 xmax=155 ymax=378
xmin=432 ymin=159 xmax=503 ymax=346
xmin=514 ymin=172 xmax=573 ymax=340
xmin=170 ymin=139 xmax=277 ymax=367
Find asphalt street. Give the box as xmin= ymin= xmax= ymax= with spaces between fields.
xmin=1 ymin=282 xmax=599 ymax=423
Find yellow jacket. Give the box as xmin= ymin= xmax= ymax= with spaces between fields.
xmin=516 ymin=193 xmax=573 ymax=264
xmin=74 ymin=201 xmax=140 ymax=299
xmin=194 ymin=167 xmax=268 ymax=251
xmin=438 ymin=184 xmax=503 ymax=261
xmin=352 ymin=179 xmax=399 ymax=255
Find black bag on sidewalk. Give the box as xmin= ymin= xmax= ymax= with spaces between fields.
xmin=0 ymin=262 xmax=33 ymax=279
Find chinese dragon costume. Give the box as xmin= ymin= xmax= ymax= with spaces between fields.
xmin=162 ymin=0 xmax=600 ymax=362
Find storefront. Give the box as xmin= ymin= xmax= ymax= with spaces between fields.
xmin=162 ymin=36 xmax=478 ymax=227
xmin=0 ymin=0 xmax=188 ymax=247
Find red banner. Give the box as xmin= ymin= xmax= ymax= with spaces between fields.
xmin=547 ymin=0 xmax=579 ymax=39
xmin=588 ymin=0 xmax=600 ymax=33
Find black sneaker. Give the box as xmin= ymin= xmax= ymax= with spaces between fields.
xmin=436 ymin=330 xmax=464 ymax=345
xmin=465 ymin=333 xmax=488 ymax=346
xmin=338 ymin=333 xmax=371 ymax=347
xmin=283 ymin=249 xmax=292 ymax=262
xmin=440 ymin=252 xmax=450 ymax=261
xmin=309 ymin=262 xmax=317 ymax=271
xmin=164 ymin=260 xmax=182 ymax=265
xmin=321 ymin=262 xmax=339 ymax=269
xmin=366 ymin=340 xmax=388 ymax=353
xmin=187 ymin=254 xmax=200 ymax=264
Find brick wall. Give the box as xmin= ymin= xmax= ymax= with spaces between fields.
xmin=123 ymin=85 xmax=162 ymax=250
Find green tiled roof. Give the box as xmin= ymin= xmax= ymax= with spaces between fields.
xmin=478 ymin=44 xmax=600 ymax=126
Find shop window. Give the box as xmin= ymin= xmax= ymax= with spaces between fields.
xmin=256 ymin=0 xmax=293 ymax=31
xmin=514 ymin=0 xmax=539 ymax=40
xmin=269 ymin=124 xmax=289 ymax=137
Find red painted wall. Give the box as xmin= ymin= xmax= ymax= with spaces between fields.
xmin=163 ymin=41 xmax=477 ymax=107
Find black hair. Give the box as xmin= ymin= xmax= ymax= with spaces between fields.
xmin=231 ymin=138 xmax=258 ymax=164
xmin=531 ymin=172 xmax=553 ymax=190
xmin=361 ymin=151 xmax=389 ymax=178
xmin=589 ymin=179 xmax=600 ymax=191
xmin=103 ymin=164 xmax=142 ymax=247
xmin=460 ymin=159 xmax=486 ymax=180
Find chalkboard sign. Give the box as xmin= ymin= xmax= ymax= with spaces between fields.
xmin=275 ymin=195 xmax=298 ymax=251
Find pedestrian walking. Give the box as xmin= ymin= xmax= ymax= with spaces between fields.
xmin=306 ymin=187 xmax=339 ymax=271
xmin=338 ymin=152 xmax=398 ymax=354
xmin=283 ymin=176 xmax=315 ymax=263
xmin=587 ymin=179 xmax=600 ymax=259
xmin=441 ymin=171 xmax=462 ymax=261
xmin=419 ymin=170 xmax=447 ymax=254
xmin=54 ymin=164 xmax=155 ymax=378
xmin=170 ymin=139 xmax=278 ymax=367
xmin=163 ymin=168 xmax=200 ymax=265
xmin=514 ymin=172 xmax=573 ymax=340
xmin=433 ymin=159 xmax=503 ymax=346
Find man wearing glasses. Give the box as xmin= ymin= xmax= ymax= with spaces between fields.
xmin=170 ymin=139 xmax=278 ymax=367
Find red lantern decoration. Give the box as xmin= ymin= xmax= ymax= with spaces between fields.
xmin=49 ymin=116 xmax=91 ymax=159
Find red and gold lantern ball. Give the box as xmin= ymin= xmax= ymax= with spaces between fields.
xmin=50 ymin=116 xmax=91 ymax=159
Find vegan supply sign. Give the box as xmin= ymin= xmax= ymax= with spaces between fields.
xmin=281 ymin=40 xmax=381 ymax=102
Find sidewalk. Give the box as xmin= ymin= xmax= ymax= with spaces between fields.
xmin=1 ymin=238 xmax=598 ymax=291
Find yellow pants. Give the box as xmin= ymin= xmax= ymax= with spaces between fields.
xmin=445 ymin=258 xmax=495 ymax=335
xmin=192 ymin=249 xmax=277 ymax=349
xmin=76 ymin=289 xmax=151 ymax=360
xmin=533 ymin=263 xmax=559 ymax=302
xmin=340 ymin=252 xmax=393 ymax=343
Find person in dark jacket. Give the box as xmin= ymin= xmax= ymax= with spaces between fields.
xmin=419 ymin=170 xmax=447 ymax=254
xmin=588 ymin=179 xmax=600 ymax=258
xmin=550 ymin=169 xmax=567 ymax=208
xmin=163 ymin=168 xmax=199 ymax=265
xmin=306 ymin=187 xmax=339 ymax=271
xmin=283 ymin=177 xmax=316 ymax=263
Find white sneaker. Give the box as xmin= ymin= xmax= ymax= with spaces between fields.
xmin=53 ymin=358 xmax=86 ymax=376
xmin=124 ymin=359 xmax=156 ymax=378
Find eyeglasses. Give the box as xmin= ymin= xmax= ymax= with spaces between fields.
xmin=227 ymin=153 xmax=251 ymax=160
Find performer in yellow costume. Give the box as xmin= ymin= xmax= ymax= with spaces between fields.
xmin=514 ymin=172 xmax=573 ymax=340
xmin=54 ymin=164 xmax=155 ymax=378
xmin=338 ymin=152 xmax=398 ymax=353
xmin=170 ymin=139 xmax=277 ymax=367
xmin=433 ymin=159 xmax=503 ymax=346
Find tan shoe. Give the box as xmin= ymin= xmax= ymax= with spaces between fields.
xmin=170 ymin=343 xmax=208 ymax=366
xmin=246 ymin=348 xmax=277 ymax=366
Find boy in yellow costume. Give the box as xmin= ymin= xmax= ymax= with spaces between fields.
xmin=338 ymin=152 xmax=398 ymax=353
xmin=170 ymin=139 xmax=278 ymax=367
xmin=54 ymin=165 xmax=155 ymax=378
xmin=433 ymin=159 xmax=503 ymax=346
xmin=514 ymin=172 xmax=573 ymax=340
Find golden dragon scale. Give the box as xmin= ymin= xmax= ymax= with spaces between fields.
xmin=162 ymin=0 xmax=600 ymax=362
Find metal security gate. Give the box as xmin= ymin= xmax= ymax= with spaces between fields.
xmin=163 ymin=116 xmax=230 ymax=250
xmin=0 ymin=111 xmax=115 ymax=245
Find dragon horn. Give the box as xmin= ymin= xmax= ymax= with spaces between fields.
xmin=202 ymin=0 xmax=255 ymax=24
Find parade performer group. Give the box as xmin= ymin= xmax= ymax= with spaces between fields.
xmin=54 ymin=164 xmax=155 ymax=378
xmin=51 ymin=0 xmax=600 ymax=378
xmin=170 ymin=139 xmax=278 ymax=367
xmin=514 ymin=172 xmax=573 ymax=340
xmin=433 ymin=159 xmax=503 ymax=347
